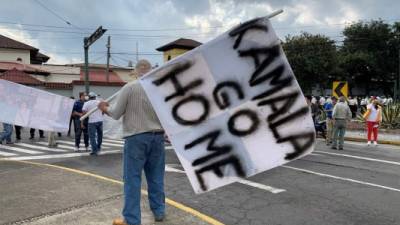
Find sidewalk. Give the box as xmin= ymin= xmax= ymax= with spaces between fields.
xmin=345 ymin=130 xmax=400 ymax=146
xmin=0 ymin=160 xmax=210 ymax=225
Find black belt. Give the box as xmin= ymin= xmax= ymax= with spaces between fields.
xmin=145 ymin=131 xmax=164 ymax=135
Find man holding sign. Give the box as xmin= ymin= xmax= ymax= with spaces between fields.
xmin=99 ymin=60 xmax=166 ymax=225
xmin=98 ymin=10 xmax=314 ymax=224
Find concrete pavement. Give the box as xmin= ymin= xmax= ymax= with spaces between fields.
xmin=2 ymin=132 xmax=400 ymax=225
xmin=0 ymin=160 xmax=211 ymax=225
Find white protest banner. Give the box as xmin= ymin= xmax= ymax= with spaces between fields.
xmin=140 ymin=16 xmax=315 ymax=193
xmin=0 ymin=79 xmax=74 ymax=132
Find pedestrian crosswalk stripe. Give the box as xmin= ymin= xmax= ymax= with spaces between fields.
xmin=36 ymin=142 xmax=99 ymax=151
xmin=55 ymin=140 xmax=112 ymax=149
xmin=103 ymin=139 xmax=124 ymax=144
xmin=36 ymin=142 xmax=76 ymax=150
xmin=14 ymin=143 xmax=68 ymax=153
xmin=57 ymin=140 xmax=123 ymax=148
xmin=0 ymin=145 xmax=43 ymax=154
xmin=0 ymin=150 xmax=17 ymax=156
xmin=101 ymin=142 xmax=124 ymax=147
xmin=4 ymin=150 xmax=122 ymax=161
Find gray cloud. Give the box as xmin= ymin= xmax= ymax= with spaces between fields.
xmin=0 ymin=0 xmax=398 ymax=66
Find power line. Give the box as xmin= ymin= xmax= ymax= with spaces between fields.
xmin=32 ymin=0 xmax=82 ymax=30
xmin=1 ymin=17 xmax=398 ymax=34
xmin=110 ymin=56 xmax=127 ymax=68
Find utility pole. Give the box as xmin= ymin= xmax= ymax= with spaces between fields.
xmin=136 ymin=41 xmax=139 ymax=62
xmin=395 ymin=49 xmax=400 ymax=100
xmin=83 ymin=26 xmax=107 ymax=93
xmin=106 ymin=36 xmax=111 ymax=83
xmin=84 ymin=40 xmax=89 ymax=93
xmin=398 ymin=49 xmax=400 ymax=100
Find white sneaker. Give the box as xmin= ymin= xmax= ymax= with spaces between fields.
xmin=74 ymin=147 xmax=79 ymax=152
xmin=367 ymin=141 xmax=371 ymax=146
xmin=374 ymin=141 xmax=378 ymax=146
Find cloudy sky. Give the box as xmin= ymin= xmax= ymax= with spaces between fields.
xmin=0 ymin=0 xmax=399 ymax=66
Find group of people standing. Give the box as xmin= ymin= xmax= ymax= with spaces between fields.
xmin=72 ymin=91 xmax=104 ymax=156
xmin=316 ymin=95 xmax=383 ymax=150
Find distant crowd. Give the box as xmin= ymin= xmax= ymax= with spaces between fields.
xmin=306 ymin=95 xmax=387 ymax=150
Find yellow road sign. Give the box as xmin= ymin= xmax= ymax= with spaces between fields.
xmin=332 ymin=81 xmax=348 ymax=98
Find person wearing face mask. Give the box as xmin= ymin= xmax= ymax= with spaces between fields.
xmin=82 ymin=92 xmax=104 ymax=156
xmin=363 ymin=99 xmax=382 ymax=146
xmin=72 ymin=92 xmax=89 ymax=152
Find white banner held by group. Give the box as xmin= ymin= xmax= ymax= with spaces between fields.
xmin=0 ymin=79 xmax=74 ymax=132
xmin=140 ymin=17 xmax=315 ymax=193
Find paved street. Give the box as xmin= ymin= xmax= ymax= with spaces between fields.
xmin=1 ymin=136 xmax=400 ymax=225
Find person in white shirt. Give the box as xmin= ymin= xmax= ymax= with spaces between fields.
xmin=363 ymin=99 xmax=382 ymax=146
xmin=82 ymin=92 xmax=104 ymax=155
xmin=348 ymin=96 xmax=358 ymax=118
xmin=319 ymin=96 xmax=326 ymax=106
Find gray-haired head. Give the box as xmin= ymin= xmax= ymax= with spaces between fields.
xmin=135 ymin=59 xmax=152 ymax=77
xmin=339 ymin=96 xmax=346 ymax=102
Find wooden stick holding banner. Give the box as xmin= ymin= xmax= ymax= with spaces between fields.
xmin=79 ymin=91 xmax=119 ymax=121
xmin=79 ymin=9 xmax=283 ymax=122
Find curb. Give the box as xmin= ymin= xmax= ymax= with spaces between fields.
xmin=344 ymin=137 xmax=400 ymax=146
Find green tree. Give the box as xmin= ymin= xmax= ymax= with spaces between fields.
xmin=389 ymin=22 xmax=400 ymax=99
xmin=339 ymin=20 xmax=395 ymax=96
xmin=283 ymin=32 xmax=338 ymax=94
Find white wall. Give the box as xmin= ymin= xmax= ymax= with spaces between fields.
xmin=45 ymin=74 xmax=80 ymax=83
xmin=45 ymin=89 xmax=73 ymax=97
xmin=0 ymin=48 xmax=30 ymax=64
xmin=72 ymin=85 xmax=123 ymax=99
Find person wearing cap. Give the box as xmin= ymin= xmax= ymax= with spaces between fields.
xmin=331 ymin=96 xmax=352 ymax=150
xmin=363 ymin=99 xmax=382 ymax=146
xmin=98 ymin=59 xmax=165 ymax=225
xmin=72 ymin=92 xmax=89 ymax=152
xmin=82 ymin=91 xmax=104 ymax=155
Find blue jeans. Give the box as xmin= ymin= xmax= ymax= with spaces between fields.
xmin=123 ymin=132 xmax=165 ymax=225
xmin=74 ymin=118 xmax=89 ymax=148
xmin=0 ymin=123 xmax=13 ymax=143
xmin=88 ymin=122 xmax=103 ymax=153
xmin=332 ymin=119 xmax=347 ymax=148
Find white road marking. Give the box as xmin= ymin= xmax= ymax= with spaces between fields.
xmin=0 ymin=145 xmax=43 ymax=154
xmin=36 ymin=142 xmax=76 ymax=150
xmin=283 ymin=165 xmax=400 ymax=193
xmin=165 ymin=165 xmax=185 ymax=173
xmin=0 ymin=150 xmax=17 ymax=156
xmin=55 ymin=140 xmax=113 ymax=149
xmin=165 ymin=164 xmax=285 ymax=194
xmin=101 ymin=142 xmax=124 ymax=147
xmin=4 ymin=150 xmax=121 ymax=161
xmin=314 ymin=151 xmax=400 ymax=166
xmin=237 ymin=179 xmax=286 ymax=194
xmin=14 ymin=143 xmax=68 ymax=153
xmin=310 ymin=153 xmax=323 ymax=156
xmin=103 ymin=139 xmax=125 ymax=144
